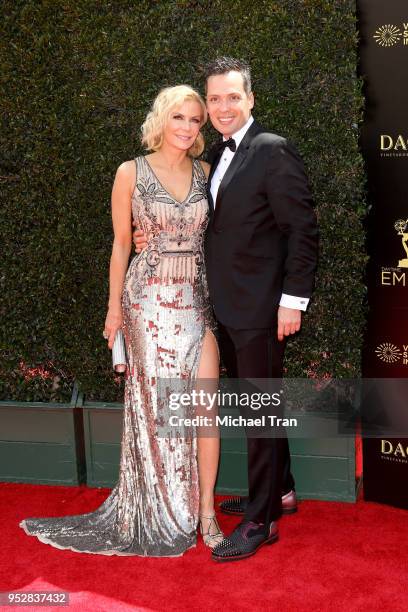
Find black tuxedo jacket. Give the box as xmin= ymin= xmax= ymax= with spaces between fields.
xmin=204 ymin=119 xmax=318 ymax=329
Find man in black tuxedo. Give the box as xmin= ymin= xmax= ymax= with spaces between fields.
xmin=202 ymin=57 xmax=318 ymax=562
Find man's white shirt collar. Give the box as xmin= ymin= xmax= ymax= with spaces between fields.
xmin=210 ymin=116 xmax=255 ymax=205
xmin=224 ymin=115 xmax=254 ymax=148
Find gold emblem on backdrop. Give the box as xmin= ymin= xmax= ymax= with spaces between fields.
xmin=394 ymin=219 xmax=408 ymax=268
xmin=373 ymin=24 xmax=402 ymax=46
xmin=380 ymin=220 xmax=408 ymax=286
xmin=375 ymin=343 xmax=402 ymax=363
xmin=373 ymin=23 xmax=408 ymax=46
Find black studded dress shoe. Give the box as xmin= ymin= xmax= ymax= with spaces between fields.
xmin=212 ymin=521 xmax=279 ymax=562
xmin=219 ymin=496 xmax=247 ymax=515
xmin=219 ymin=490 xmax=297 ymax=516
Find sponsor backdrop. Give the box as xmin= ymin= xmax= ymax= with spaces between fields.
xmin=359 ymin=0 xmax=408 ymax=509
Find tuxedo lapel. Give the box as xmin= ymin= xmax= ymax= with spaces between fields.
xmin=206 ymin=145 xmax=223 ymax=216
xmin=206 ymin=183 xmax=215 ymax=216
xmin=215 ymin=146 xmax=246 ymax=209
xmin=214 ymin=120 xmax=261 ymax=218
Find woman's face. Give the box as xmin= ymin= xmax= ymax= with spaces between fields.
xmin=162 ymin=100 xmax=203 ymax=151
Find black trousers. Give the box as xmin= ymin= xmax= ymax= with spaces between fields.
xmin=218 ymin=322 xmax=295 ymax=525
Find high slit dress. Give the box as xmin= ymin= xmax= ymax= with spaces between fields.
xmin=19 ymin=156 xmax=216 ymax=557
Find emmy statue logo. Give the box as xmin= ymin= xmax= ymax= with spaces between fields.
xmin=394 ymin=219 xmax=408 ymax=268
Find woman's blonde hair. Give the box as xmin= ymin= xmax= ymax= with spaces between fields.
xmin=141 ymin=85 xmax=207 ymax=157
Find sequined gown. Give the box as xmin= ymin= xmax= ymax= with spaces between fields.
xmin=19 ymin=156 xmax=215 ymax=556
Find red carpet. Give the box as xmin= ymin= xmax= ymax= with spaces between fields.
xmin=1 ymin=483 xmax=407 ymax=611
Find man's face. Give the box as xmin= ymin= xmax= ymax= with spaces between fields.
xmin=206 ymin=70 xmax=254 ymax=138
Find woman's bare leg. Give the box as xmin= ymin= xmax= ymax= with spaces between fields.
xmin=196 ymin=329 xmax=222 ymax=545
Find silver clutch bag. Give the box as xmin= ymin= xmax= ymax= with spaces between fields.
xmin=112 ymin=329 xmax=127 ymax=373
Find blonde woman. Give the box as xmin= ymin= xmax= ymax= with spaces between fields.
xmin=20 ymin=85 xmax=222 ymax=556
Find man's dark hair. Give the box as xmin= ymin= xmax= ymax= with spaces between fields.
xmin=203 ymin=57 xmax=252 ymax=95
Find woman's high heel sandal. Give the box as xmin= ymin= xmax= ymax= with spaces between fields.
xmin=199 ymin=515 xmax=224 ymax=549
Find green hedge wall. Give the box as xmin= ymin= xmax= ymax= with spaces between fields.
xmin=0 ymin=0 xmax=365 ymax=401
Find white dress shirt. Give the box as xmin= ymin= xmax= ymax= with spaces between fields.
xmin=210 ymin=115 xmax=254 ymax=206
xmin=209 ymin=115 xmax=309 ymax=312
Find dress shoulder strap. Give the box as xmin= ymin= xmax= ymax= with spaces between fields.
xmin=134 ymin=156 xmax=150 ymax=182
xmin=195 ymin=158 xmax=207 ymax=181
xmin=132 ymin=156 xmax=146 ymax=196
xmin=134 ymin=155 xmax=144 ymax=175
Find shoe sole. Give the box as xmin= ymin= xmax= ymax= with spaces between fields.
xmin=219 ymin=507 xmax=246 ymax=516
xmin=220 ymin=506 xmax=297 ymax=516
xmin=212 ymin=533 xmax=279 ymax=563
xmin=282 ymin=506 xmax=298 ymax=515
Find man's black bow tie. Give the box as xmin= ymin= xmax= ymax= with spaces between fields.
xmin=216 ymin=137 xmax=236 ymax=153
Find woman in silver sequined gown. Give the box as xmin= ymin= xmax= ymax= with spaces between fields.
xmin=19 ymin=86 xmax=222 ymax=557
